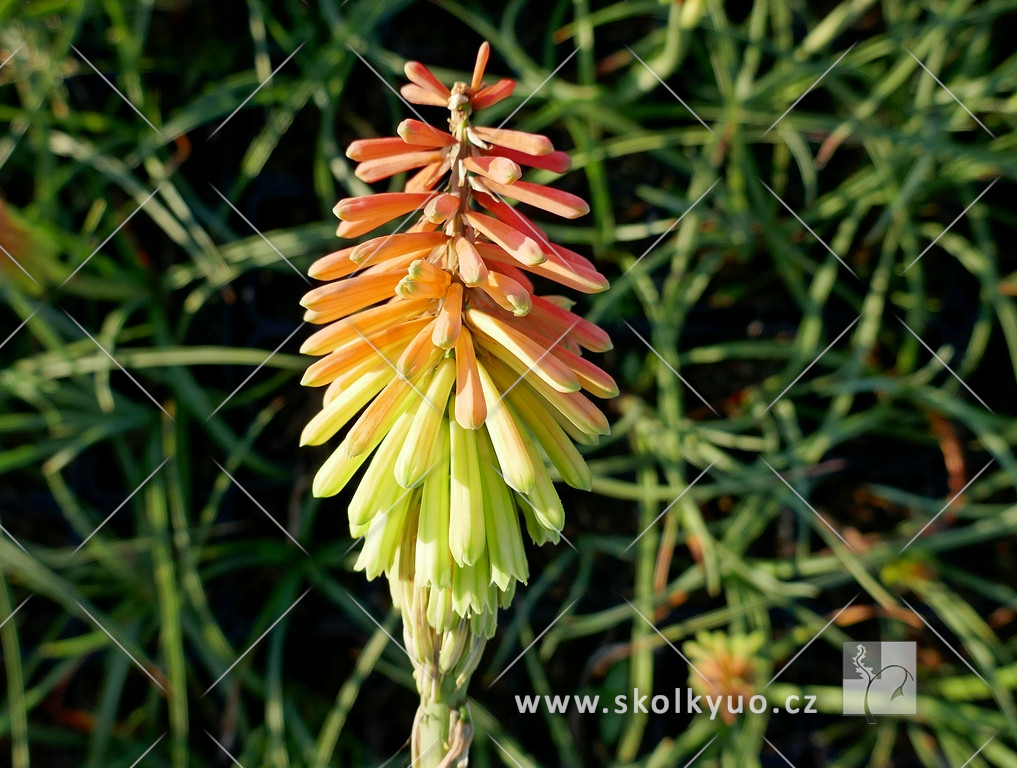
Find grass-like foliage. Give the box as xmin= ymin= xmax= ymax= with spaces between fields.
xmin=1 ymin=1 xmax=1016 ymax=766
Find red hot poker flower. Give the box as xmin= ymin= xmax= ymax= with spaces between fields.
xmin=300 ymin=41 xmax=615 ymax=767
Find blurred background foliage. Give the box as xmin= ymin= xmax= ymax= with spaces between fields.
xmin=1 ymin=0 xmax=1016 ymax=766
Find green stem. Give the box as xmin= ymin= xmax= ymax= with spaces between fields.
xmin=396 ymin=579 xmax=486 ymax=767
xmin=413 ymin=694 xmax=472 ymax=768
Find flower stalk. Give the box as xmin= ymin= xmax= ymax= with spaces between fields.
xmin=301 ymin=41 xmax=615 ymax=765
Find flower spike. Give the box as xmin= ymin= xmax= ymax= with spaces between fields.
xmin=301 ymin=41 xmax=614 ymax=768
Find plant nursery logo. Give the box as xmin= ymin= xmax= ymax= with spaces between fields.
xmin=842 ymin=642 xmax=916 ymax=723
